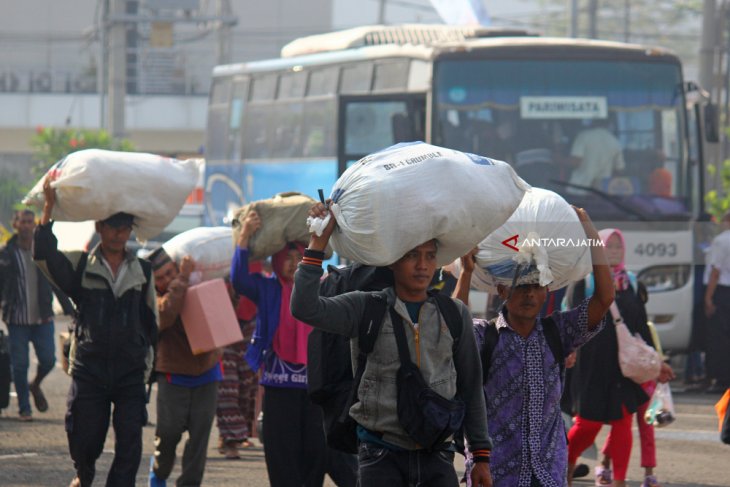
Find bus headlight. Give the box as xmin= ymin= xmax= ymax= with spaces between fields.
xmin=637 ymin=265 xmax=691 ymax=293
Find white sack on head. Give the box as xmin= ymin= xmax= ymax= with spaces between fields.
xmin=163 ymin=227 xmax=234 ymax=282
xmin=24 ymin=149 xmax=200 ymax=240
xmin=468 ymin=187 xmax=592 ymax=293
xmin=232 ymin=192 xmax=333 ymax=260
xmin=310 ymin=142 xmax=529 ymax=267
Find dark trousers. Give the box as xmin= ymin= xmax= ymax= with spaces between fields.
xmin=325 ymin=447 xmax=358 ymax=487
xmin=707 ymin=286 xmax=730 ymax=386
xmin=153 ymin=377 xmax=218 ymax=486
xmin=357 ymin=442 xmax=459 ymax=487
xmin=65 ymin=377 xmax=147 ymax=487
xmin=262 ymin=386 xmax=327 ymax=487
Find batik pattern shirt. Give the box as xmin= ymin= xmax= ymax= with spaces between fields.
xmin=469 ymin=298 xmax=603 ymax=487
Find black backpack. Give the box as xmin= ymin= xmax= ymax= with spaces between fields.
xmin=307 ymin=263 xmax=463 ymax=453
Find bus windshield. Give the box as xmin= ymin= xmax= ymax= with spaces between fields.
xmin=434 ymin=59 xmax=690 ymax=221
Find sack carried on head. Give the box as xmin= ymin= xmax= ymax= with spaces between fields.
xmin=24 ymin=149 xmax=201 ymax=240
xmin=163 ymin=227 xmax=234 ymax=282
xmin=610 ymin=303 xmax=661 ymax=384
xmin=310 ymin=142 xmax=529 ymax=267
xmin=448 ymin=188 xmax=592 ymax=292
xmin=232 ymin=192 xmax=333 ymax=261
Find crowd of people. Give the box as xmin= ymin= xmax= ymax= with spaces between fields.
xmin=0 ymin=166 xmax=728 ymax=487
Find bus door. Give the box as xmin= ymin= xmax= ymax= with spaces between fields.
xmin=337 ymin=94 xmax=426 ymax=176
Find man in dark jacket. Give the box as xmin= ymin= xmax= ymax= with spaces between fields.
xmin=0 ymin=209 xmax=67 ymax=421
xmin=33 ymin=177 xmax=158 ymax=487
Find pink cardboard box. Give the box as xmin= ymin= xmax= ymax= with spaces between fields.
xmin=180 ymin=278 xmax=243 ymax=355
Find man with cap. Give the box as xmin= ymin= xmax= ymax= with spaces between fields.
xmin=453 ymin=207 xmax=614 ymax=487
xmin=146 ymin=247 xmax=223 ymax=487
xmin=33 ymin=175 xmax=158 ymax=487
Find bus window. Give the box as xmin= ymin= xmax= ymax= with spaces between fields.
xmin=344 ymin=100 xmax=409 ymax=155
xmin=307 ymin=67 xmax=339 ymax=96
xmin=373 ymin=60 xmax=410 ymax=91
xmin=271 ymin=102 xmax=304 ymax=158
xmin=251 ymin=74 xmax=278 ymax=101
xmin=279 ymin=71 xmax=307 ymax=99
xmin=227 ymin=77 xmax=248 ymax=162
xmin=243 ymin=103 xmax=273 ymax=159
xmin=206 ymin=77 xmax=232 ymax=162
xmin=302 ymin=99 xmax=336 ymax=157
xmin=341 ymin=63 xmax=373 ymax=94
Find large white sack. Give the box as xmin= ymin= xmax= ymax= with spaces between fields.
xmin=24 ymin=149 xmax=201 ymax=240
xmin=163 ymin=227 xmax=234 ymax=282
xmin=315 ymin=142 xmax=529 ymax=266
xmin=458 ymin=188 xmax=592 ymax=293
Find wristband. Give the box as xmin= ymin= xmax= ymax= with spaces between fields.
xmin=304 ymin=248 xmax=326 ymax=260
xmin=302 ymin=248 xmax=325 ymax=267
xmin=471 ymin=449 xmax=491 ymax=463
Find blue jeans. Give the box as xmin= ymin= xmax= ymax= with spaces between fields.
xmin=357 ymin=442 xmax=459 ymax=487
xmin=7 ymin=322 xmax=56 ymax=415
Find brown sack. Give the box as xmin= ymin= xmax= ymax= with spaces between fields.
xmin=232 ymin=192 xmax=333 ymax=260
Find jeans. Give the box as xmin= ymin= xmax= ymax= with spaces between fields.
xmin=7 ymin=322 xmax=56 ymax=415
xmin=357 ymin=442 xmax=459 ymax=487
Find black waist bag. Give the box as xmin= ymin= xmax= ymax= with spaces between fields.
xmin=390 ymin=308 xmax=465 ymax=450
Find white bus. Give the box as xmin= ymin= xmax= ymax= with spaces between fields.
xmin=204 ymin=24 xmax=717 ymax=351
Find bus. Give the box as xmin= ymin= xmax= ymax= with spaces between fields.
xmin=203 ymin=24 xmax=717 ymax=352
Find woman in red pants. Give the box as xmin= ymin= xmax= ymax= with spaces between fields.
xmin=565 ymin=229 xmax=654 ymax=487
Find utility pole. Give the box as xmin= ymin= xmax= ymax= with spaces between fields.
xmin=700 ymin=0 xmax=718 ymax=99
xmin=217 ymin=0 xmax=233 ymax=66
xmin=623 ymin=0 xmax=630 ymax=42
xmin=569 ymin=0 xmax=578 ymax=38
xmin=377 ymin=0 xmax=386 ymax=25
xmin=588 ymin=0 xmax=598 ymax=39
xmin=99 ymin=0 xmax=109 ymax=129
xmin=107 ymin=0 xmax=126 ymax=138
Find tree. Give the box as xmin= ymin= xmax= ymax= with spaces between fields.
xmin=705 ymin=157 xmax=730 ymax=220
xmin=30 ymin=126 xmax=135 ymax=178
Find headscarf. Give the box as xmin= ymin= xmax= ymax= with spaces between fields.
xmin=598 ymin=228 xmax=630 ymax=291
xmin=271 ymin=242 xmax=310 ymax=364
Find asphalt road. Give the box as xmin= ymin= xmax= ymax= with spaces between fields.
xmin=1 ymin=318 xmax=728 ymax=486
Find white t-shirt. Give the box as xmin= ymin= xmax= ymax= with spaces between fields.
xmin=569 ymin=126 xmax=625 ymax=192
xmin=707 ymin=229 xmax=730 ymax=286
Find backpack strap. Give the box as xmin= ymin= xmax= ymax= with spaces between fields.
xmin=430 ymin=292 xmax=463 ymax=350
xmin=70 ymin=252 xmax=89 ymax=338
xmin=481 ymin=319 xmax=499 ymax=385
xmin=336 ymin=291 xmax=389 ymax=425
xmin=541 ymin=316 xmax=565 ymax=377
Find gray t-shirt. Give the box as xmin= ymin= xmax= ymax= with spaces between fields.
xmin=20 ymin=248 xmax=42 ymax=325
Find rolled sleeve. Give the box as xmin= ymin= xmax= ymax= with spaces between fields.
xmin=552 ymin=297 xmax=605 ymax=354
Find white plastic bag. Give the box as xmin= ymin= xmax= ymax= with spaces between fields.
xmin=312 ymin=142 xmax=529 ymax=266
xmin=644 ymin=382 xmax=675 ymax=427
xmin=453 ymin=188 xmax=592 ymax=292
xmin=24 ymin=149 xmax=201 ymax=240
xmin=163 ymin=227 xmax=234 ymax=282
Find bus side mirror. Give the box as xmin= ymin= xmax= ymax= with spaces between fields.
xmin=704 ymin=103 xmax=720 ymax=143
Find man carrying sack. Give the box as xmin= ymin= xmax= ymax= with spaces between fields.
xmin=33 ymin=176 xmax=158 ymax=487
xmin=146 ymin=248 xmax=223 ymax=487
xmin=291 ymin=202 xmax=493 ymax=487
